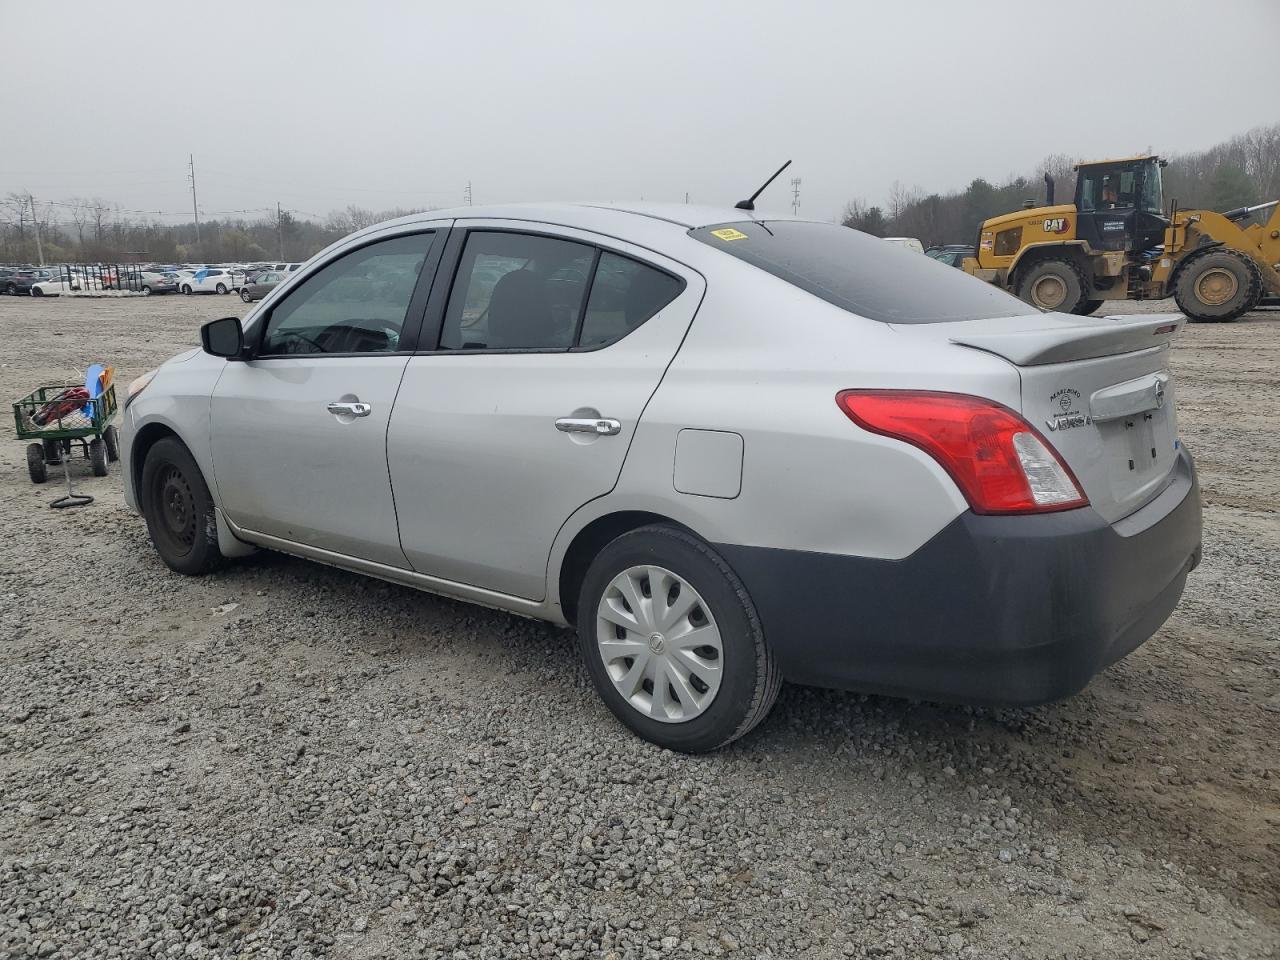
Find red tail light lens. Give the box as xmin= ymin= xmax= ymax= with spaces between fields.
xmin=836 ymin=390 xmax=1088 ymax=515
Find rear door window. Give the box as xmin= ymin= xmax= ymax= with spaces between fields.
xmin=690 ymin=220 xmax=1031 ymax=323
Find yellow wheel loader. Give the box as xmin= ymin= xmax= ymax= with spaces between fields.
xmin=962 ymin=155 xmax=1280 ymax=322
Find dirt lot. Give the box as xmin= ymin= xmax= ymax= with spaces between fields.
xmin=1 ymin=293 xmax=1277 ymax=960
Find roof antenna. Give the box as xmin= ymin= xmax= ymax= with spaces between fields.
xmin=735 ymin=160 xmax=792 ymax=211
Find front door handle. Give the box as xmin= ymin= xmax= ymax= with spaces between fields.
xmin=327 ymin=401 xmax=372 ymax=418
xmin=556 ymin=417 xmax=621 ymax=436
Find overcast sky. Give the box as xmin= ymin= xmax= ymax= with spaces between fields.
xmin=3 ymin=0 xmax=1277 ymax=226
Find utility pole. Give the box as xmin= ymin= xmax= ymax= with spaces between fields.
xmin=28 ymin=194 xmax=45 ymax=265
xmin=187 ymin=154 xmax=201 ymax=246
xmin=277 ymin=201 xmax=284 ymax=258
xmin=464 ymin=181 xmax=472 ymax=206
xmin=790 ymin=177 xmax=802 ymax=216
xmin=684 ymin=192 xmax=689 ymax=204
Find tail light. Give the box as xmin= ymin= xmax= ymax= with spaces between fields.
xmin=836 ymin=390 xmax=1087 ymax=515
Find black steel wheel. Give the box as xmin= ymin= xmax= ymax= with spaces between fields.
xmin=26 ymin=443 xmax=47 ymax=484
xmin=140 ymin=437 xmax=226 ymax=575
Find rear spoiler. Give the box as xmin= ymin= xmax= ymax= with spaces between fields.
xmin=948 ymin=313 xmax=1186 ymax=366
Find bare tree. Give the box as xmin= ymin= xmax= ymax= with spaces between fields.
xmin=69 ymin=197 xmax=92 ymax=249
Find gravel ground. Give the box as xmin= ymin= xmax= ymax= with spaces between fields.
xmin=1 ymin=293 xmax=1277 ymax=960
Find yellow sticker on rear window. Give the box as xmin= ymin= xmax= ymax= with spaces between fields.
xmin=710 ymin=228 xmax=749 ymax=241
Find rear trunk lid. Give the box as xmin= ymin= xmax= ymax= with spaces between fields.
xmin=894 ymin=311 xmax=1185 ymax=524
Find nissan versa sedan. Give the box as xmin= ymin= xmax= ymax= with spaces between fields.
xmin=120 ymin=203 xmax=1202 ymax=752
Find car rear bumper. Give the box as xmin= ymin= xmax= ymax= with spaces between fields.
xmin=717 ymin=447 xmax=1202 ymax=706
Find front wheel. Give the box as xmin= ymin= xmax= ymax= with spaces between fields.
xmin=240 ymin=288 xmax=253 ymax=303
xmin=577 ymin=525 xmax=781 ymax=753
xmin=140 ymin=437 xmax=226 ymax=575
xmin=26 ymin=443 xmax=47 ymax=484
xmin=103 ymin=425 xmax=120 ymax=463
xmin=31 ymin=286 xmax=44 ymax=297
xmin=89 ymin=438 xmax=108 ymax=476
xmin=1075 ymin=299 xmax=1105 ymax=316
xmin=1175 ymin=249 xmax=1262 ymax=322
xmin=181 ymin=285 xmax=192 ymax=295
xmin=141 ymin=285 xmax=152 ymax=296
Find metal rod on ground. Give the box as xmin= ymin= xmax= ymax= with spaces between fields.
xmin=49 ymin=454 xmax=92 ymax=509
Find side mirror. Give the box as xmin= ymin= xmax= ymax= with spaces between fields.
xmin=201 ymin=316 xmax=246 ymax=359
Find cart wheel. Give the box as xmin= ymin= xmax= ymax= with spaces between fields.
xmin=89 ymin=438 xmax=108 ymax=477
xmin=27 ymin=443 xmax=48 ymax=484
xmin=42 ymin=439 xmax=63 ymax=464
xmin=103 ymin=425 xmax=120 ymax=463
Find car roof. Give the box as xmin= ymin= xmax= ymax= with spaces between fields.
xmin=370 ymin=201 xmax=807 ymax=243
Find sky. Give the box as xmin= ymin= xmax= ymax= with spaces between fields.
xmin=2 ymin=0 xmax=1277 ymax=227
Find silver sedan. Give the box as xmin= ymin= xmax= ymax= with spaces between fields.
xmin=119 ymin=202 xmax=1202 ymax=752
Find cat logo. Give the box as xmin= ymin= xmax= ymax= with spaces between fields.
xmin=1042 ymin=217 xmax=1070 ymax=234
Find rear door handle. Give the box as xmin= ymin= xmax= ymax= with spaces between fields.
xmin=327 ymin=401 xmax=372 ymax=417
xmin=556 ymin=417 xmax=621 ymax=436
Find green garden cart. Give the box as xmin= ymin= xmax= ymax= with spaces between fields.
xmin=13 ymin=381 xmax=120 ymax=508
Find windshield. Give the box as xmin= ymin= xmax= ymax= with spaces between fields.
xmin=1137 ymin=160 xmax=1163 ymax=214
xmin=689 ymin=221 xmax=1031 ymax=323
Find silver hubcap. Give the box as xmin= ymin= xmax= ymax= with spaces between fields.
xmin=595 ymin=565 xmax=723 ymax=723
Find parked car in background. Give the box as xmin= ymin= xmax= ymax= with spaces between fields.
xmin=121 ymin=202 xmax=1203 ymax=753
xmin=180 ymin=268 xmax=235 ymax=295
xmin=139 ymin=272 xmax=179 ymax=295
xmin=29 ymin=273 xmax=82 ymax=296
xmin=882 ymin=237 xmax=925 ymax=254
xmin=239 ymin=271 xmax=285 ymax=302
xmin=4 ymin=267 xmax=59 ymax=295
xmin=925 ymin=244 xmax=975 ymax=268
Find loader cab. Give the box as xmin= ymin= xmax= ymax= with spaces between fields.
xmin=1074 ymin=155 xmax=1169 ymax=254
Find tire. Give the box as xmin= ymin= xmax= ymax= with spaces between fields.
xmin=141 ymin=285 xmax=153 ymax=296
xmin=89 ymin=438 xmax=108 ymax=477
xmin=4 ymin=282 xmax=15 ymax=295
xmin=215 ymin=283 xmax=227 ymax=295
xmin=26 ymin=444 xmax=47 ymax=484
xmin=42 ymin=439 xmax=63 ymax=464
xmin=576 ymin=525 xmax=782 ymax=753
xmin=1075 ymin=299 xmax=1105 ymax=316
xmin=1174 ymin=249 xmax=1262 ymax=323
xmin=182 ymin=285 xmax=192 ymax=295
xmin=1016 ymin=258 xmax=1087 ymax=313
xmin=103 ymin=425 xmax=120 ymax=463
xmin=139 ymin=437 xmax=227 ymax=575
xmin=240 ymin=288 xmax=253 ymax=303
xmin=31 ymin=286 xmax=44 ymax=297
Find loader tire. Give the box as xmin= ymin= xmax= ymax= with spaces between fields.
xmin=1175 ymin=249 xmax=1261 ymax=323
xmin=1075 ymin=299 xmax=1106 ymax=316
xmin=1017 ymin=258 xmax=1087 ymax=313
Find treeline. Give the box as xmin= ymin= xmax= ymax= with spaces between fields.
xmin=0 ymin=199 xmax=431 ymax=265
xmin=842 ymin=122 xmax=1280 ymax=247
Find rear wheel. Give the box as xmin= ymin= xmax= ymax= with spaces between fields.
xmin=215 ymin=283 xmax=227 ymax=295
xmin=240 ymin=288 xmax=253 ymax=303
xmin=576 ymin=525 xmax=781 ymax=753
xmin=89 ymin=438 xmax=108 ymax=476
xmin=1175 ymin=249 xmax=1261 ymax=322
xmin=182 ymin=284 xmax=192 ymax=295
xmin=1017 ymin=258 xmax=1087 ymax=313
xmin=1075 ymin=299 xmax=1105 ymax=316
xmin=26 ymin=444 xmax=47 ymax=484
xmin=140 ymin=437 xmax=226 ymax=575
xmin=31 ymin=286 xmax=44 ymax=297
xmin=141 ymin=285 xmax=153 ymax=296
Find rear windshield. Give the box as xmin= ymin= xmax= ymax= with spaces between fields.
xmin=689 ymin=220 xmax=1031 ymax=324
